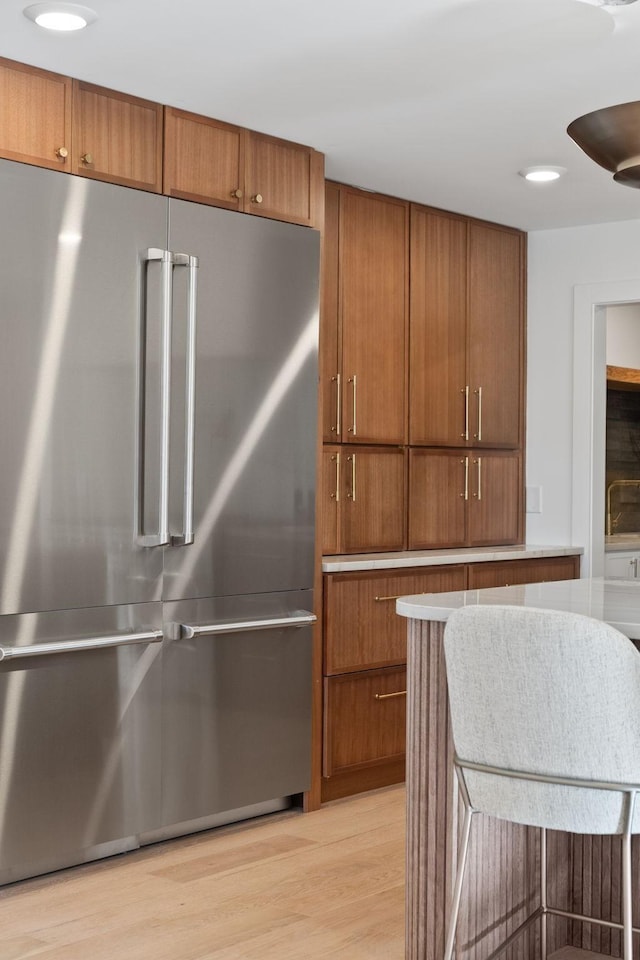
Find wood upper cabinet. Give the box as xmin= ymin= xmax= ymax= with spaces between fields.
xmin=324 ymin=565 xmax=466 ymax=674
xmin=163 ymin=108 xmax=244 ymax=210
xmin=322 ymin=446 xmax=405 ymax=554
xmin=467 ymin=222 xmax=524 ymax=447
xmin=71 ymin=81 xmax=163 ymax=192
xmin=0 ymin=57 xmax=72 ymax=171
xmin=410 ymin=208 xmax=467 ymax=445
xmin=409 ymin=205 xmax=525 ymax=449
xmin=408 ymin=448 xmax=522 ymax=549
xmin=321 ymin=184 xmax=408 ymax=445
xmin=164 ymin=111 xmax=323 ymax=226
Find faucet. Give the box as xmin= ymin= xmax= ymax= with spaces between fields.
xmin=606 ymin=479 xmax=640 ymax=536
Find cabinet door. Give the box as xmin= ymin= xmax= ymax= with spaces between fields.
xmin=340 ymin=447 xmax=405 ymax=553
xmin=323 ymin=666 xmax=407 ymax=776
xmin=341 ymin=190 xmax=408 ymax=444
xmin=324 ymin=565 xmax=466 ymax=674
xmin=321 ymin=182 xmax=341 ymax=441
xmin=410 ymin=207 xmax=468 ymax=445
xmin=408 ymin=449 xmax=467 ymax=549
xmin=163 ymin=108 xmax=244 ymax=210
xmin=72 ymin=81 xmax=163 ymax=192
xmin=468 ymin=223 xmax=524 ymax=447
xmin=468 ymin=556 xmax=580 ymax=589
xmin=0 ymin=57 xmax=72 ymax=171
xmin=245 ymin=131 xmax=323 ymax=227
xmin=321 ymin=447 xmax=341 ymax=556
xmin=468 ymin=452 xmax=522 ymax=546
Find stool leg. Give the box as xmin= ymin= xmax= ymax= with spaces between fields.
xmin=444 ymin=801 xmax=474 ymax=960
xmin=540 ymin=827 xmax=547 ymax=960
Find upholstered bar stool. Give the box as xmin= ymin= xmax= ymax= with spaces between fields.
xmin=442 ymin=605 xmax=640 ymax=960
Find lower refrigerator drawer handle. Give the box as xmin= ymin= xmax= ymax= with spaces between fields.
xmin=0 ymin=629 xmax=163 ymax=662
xmin=173 ymin=613 xmax=317 ymax=641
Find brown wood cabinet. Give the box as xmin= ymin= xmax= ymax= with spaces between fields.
xmin=321 ymin=446 xmax=406 ymax=554
xmin=164 ymin=108 xmax=323 ymax=226
xmin=408 ymin=448 xmax=522 ymax=549
xmin=321 ymin=183 xmax=409 ymax=444
xmin=409 ymin=206 xmax=525 ymax=449
xmin=0 ymin=57 xmax=72 ymax=171
xmin=71 ymin=80 xmax=163 ymax=192
xmin=467 ymin=555 xmax=580 ymax=589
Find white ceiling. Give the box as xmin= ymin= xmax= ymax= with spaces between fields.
xmin=2 ymin=0 xmax=640 ymax=231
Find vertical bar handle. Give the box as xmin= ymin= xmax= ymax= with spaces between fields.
xmin=460 ymin=457 xmax=469 ymax=500
xmin=171 ymin=253 xmax=199 ymax=546
xmin=140 ymin=248 xmax=174 ymax=547
xmin=330 ymin=453 xmax=340 ymax=502
xmin=331 ymin=373 xmax=342 ymax=436
xmin=347 ymin=454 xmax=356 ymax=502
xmin=473 ymin=458 xmax=482 ymax=501
xmin=462 ymin=386 xmax=469 ymax=441
xmin=347 ymin=375 xmax=357 ymax=435
xmin=474 ymin=386 xmax=483 ymax=441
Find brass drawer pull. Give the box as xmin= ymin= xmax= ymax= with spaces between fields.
xmin=461 ymin=385 xmax=469 ymax=440
xmin=331 ymin=373 xmax=341 ymax=435
xmin=330 ymin=453 xmax=340 ymax=502
xmin=374 ymin=594 xmax=402 ymax=602
xmin=375 ymin=690 xmax=407 ymax=701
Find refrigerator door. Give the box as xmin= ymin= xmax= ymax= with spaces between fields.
xmin=157 ymin=591 xmax=314 ymax=832
xmin=0 ymin=159 xmax=167 ymax=615
xmin=163 ymin=201 xmax=320 ymax=601
xmin=0 ymin=603 xmax=163 ymax=885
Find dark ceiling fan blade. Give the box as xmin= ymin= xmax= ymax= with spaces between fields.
xmin=568 ymin=101 xmax=640 ymax=185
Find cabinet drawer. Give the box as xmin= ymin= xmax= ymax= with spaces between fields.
xmin=467 ymin=556 xmax=580 ymax=589
xmin=324 ymin=565 xmax=466 ymax=674
xmin=323 ymin=667 xmax=407 ymax=777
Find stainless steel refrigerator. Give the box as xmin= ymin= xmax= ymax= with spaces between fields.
xmin=0 ymin=158 xmax=319 ymax=884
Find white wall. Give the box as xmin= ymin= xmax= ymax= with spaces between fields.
xmin=527 ymin=218 xmax=640 ymax=546
xmin=606 ymin=302 xmax=640 ymax=367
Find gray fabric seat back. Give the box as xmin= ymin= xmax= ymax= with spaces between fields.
xmin=443 ymin=605 xmax=640 ymax=834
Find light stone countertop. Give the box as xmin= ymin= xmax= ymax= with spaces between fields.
xmin=322 ymin=543 xmax=583 ymax=573
xmin=605 ymin=534 xmax=640 ymax=553
xmin=396 ymin=576 xmax=640 ymax=641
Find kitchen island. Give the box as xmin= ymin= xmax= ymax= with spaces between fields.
xmin=397 ymin=577 xmax=640 ymax=960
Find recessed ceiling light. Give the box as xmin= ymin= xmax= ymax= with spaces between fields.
xmin=23 ymin=3 xmax=97 ymax=31
xmin=519 ymin=166 xmax=567 ymax=183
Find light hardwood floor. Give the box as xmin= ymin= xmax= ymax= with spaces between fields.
xmin=0 ymin=784 xmax=405 ymax=960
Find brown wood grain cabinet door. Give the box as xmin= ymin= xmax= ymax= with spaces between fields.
xmin=321 ymin=182 xmax=341 ymax=441
xmin=408 ymin=449 xmax=467 ymax=549
xmin=468 ymin=556 xmax=580 ymax=589
xmin=468 ymin=452 xmax=521 ymax=545
xmin=468 ymin=223 xmax=524 ymax=448
xmin=0 ymin=57 xmax=72 ymax=171
xmin=71 ymin=81 xmax=163 ymax=192
xmin=321 ymin=447 xmax=341 ymax=556
xmin=340 ymin=447 xmax=406 ymax=553
xmin=340 ymin=190 xmax=408 ymax=444
xmin=323 ymin=666 xmax=407 ymax=777
xmin=410 ymin=207 xmax=468 ymax=445
xmin=245 ymin=131 xmax=323 ymax=227
xmin=324 ymin=565 xmax=466 ymax=674
xmin=163 ymin=108 xmax=244 ymax=209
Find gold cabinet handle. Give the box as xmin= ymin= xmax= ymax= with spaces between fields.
xmin=55 ymin=146 xmax=68 ymax=160
xmin=231 ymin=188 xmax=243 ymax=199
xmin=251 ymin=193 xmax=263 ymax=204
xmin=461 ymin=385 xmax=469 ymax=440
xmin=347 ymin=454 xmax=356 ymax=502
xmin=375 ymin=690 xmax=407 ymax=701
xmin=474 ymin=386 xmax=483 ymax=440
xmin=331 ymin=373 xmax=342 ymax=435
xmin=81 ymin=153 xmax=94 ymax=165
xmin=330 ymin=453 xmax=340 ymax=502
xmin=460 ymin=457 xmax=469 ymax=500
xmin=374 ymin=594 xmax=403 ymax=602
xmin=473 ymin=457 xmax=482 ymax=500
xmin=347 ymin=374 xmax=357 ymax=435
